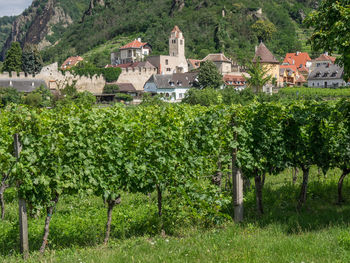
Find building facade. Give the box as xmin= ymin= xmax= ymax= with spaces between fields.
xmin=144 ymin=72 xmax=198 ymax=102
xmin=308 ymin=64 xmax=346 ymax=88
xmin=111 ymin=39 xmax=152 ymax=65
xmin=146 ymin=26 xmax=188 ymax=74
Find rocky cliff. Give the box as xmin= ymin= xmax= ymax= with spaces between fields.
xmin=0 ymin=0 xmax=89 ymax=61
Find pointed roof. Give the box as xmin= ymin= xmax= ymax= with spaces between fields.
xmin=120 ymin=39 xmax=148 ymax=50
xmin=253 ymin=42 xmax=279 ymax=64
xmin=171 ymin=25 xmax=183 ymax=38
xmin=202 ymin=53 xmax=231 ymax=63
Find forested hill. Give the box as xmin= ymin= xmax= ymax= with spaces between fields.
xmin=1 ymin=0 xmax=318 ymax=65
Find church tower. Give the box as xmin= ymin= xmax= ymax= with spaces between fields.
xmin=169 ymin=26 xmax=185 ymax=58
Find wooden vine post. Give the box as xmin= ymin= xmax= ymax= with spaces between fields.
xmin=232 ymin=119 xmax=244 ymax=222
xmin=14 ymin=134 xmax=29 ymax=259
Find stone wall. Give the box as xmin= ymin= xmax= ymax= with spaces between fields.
xmin=0 ymin=63 xmax=106 ymax=94
xmin=117 ymin=66 xmax=157 ymax=91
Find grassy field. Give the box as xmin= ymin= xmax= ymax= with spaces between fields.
xmin=1 ymin=167 xmax=350 ymax=262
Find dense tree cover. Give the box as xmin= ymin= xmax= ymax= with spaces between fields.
xmin=197 ymin=61 xmax=223 ymax=89
xmin=0 ymin=16 xmax=16 ymax=55
xmin=305 ymin=0 xmax=350 ymax=81
xmin=251 ymin=20 xmax=277 ymax=42
xmin=1 ymin=99 xmax=350 ymax=253
xmin=65 ymin=61 xmax=121 ymax=82
xmin=2 ymin=42 xmax=22 ymax=74
xmin=40 ymin=0 xmax=315 ymax=65
xmin=21 ymin=44 xmax=43 ymax=75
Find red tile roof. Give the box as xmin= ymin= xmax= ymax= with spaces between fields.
xmin=283 ymin=52 xmax=311 ymax=68
xmin=120 ymin=39 xmax=148 ymax=50
xmin=280 ymin=64 xmax=298 ymax=72
xmin=187 ymin=59 xmax=201 ymax=69
xmin=314 ymin=53 xmax=336 ymax=63
xmin=296 ymin=74 xmax=306 ymax=83
xmin=224 ymin=75 xmax=246 ymax=86
xmin=61 ymin=56 xmax=84 ymax=70
xmin=253 ymin=42 xmax=279 ymax=64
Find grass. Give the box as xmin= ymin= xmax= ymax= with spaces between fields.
xmin=2 ymin=167 xmax=350 ymax=262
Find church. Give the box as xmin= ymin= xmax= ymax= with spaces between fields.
xmin=146 ymin=26 xmax=188 ymax=74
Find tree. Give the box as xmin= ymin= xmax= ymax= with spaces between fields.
xmin=3 ymin=42 xmax=22 ymax=74
xmin=22 ymin=44 xmax=43 ymax=75
xmin=198 ymin=61 xmax=224 ymax=89
xmin=251 ymin=20 xmax=277 ymax=43
xmin=246 ymin=58 xmax=272 ymax=93
xmin=305 ymin=1 xmax=350 ymax=80
xmin=0 ymin=87 xmax=22 ymax=106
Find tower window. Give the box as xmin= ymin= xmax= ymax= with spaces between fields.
xmin=165 ymin=59 xmax=168 ymax=65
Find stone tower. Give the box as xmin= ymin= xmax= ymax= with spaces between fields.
xmin=169 ymin=25 xmax=185 ymax=57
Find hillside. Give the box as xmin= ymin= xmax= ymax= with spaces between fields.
xmin=0 ymin=0 xmax=90 ymax=60
xmin=1 ymin=0 xmax=318 ymax=65
xmin=0 ymin=16 xmax=16 ymax=55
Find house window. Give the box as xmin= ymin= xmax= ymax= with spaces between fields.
xmin=167 ymin=68 xmax=171 ymax=72
xmin=180 ymin=40 xmax=183 ymax=45
xmin=179 ymin=93 xmax=183 ymax=99
xmin=128 ymin=50 xmax=132 ymax=57
xmin=165 ymin=59 xmax=169 ymax=65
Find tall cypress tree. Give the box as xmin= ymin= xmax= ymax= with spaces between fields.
xmin=3 ymin=42 xmax=22 ymax=74
xmin=22 ymin=44 xmax=43 ymax=75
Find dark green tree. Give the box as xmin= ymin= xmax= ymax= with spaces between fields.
xmin=305 ymin=0 xmax=350 ymax=80
xmin=251 ymin=20 xmax=277 ymax=43
xmin=198 ymin=61 xmax=223 ymax=89
xmin=3 ymin=42 xmax=22 ymax=74
xmin=22 ymin=44 xmax=43 ymax=75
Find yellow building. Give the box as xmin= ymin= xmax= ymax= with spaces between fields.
xmin=252 ymin=42 xmax=280 ymax=92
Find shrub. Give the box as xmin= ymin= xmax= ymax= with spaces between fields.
xmin=103 ymin=84 xmax=119 ymax=94
xmin=114 ymin=93 xmax=133 ymax=102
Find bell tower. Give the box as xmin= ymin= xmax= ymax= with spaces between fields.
xmin=169 ymin=25 xmax=185 ymax=58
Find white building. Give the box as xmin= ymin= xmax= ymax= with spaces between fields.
xmin=146 ymin=26 xmax=188 ymax=74
xmin=144 ymin=72 xmax=198 ymax=102
xmin=308 ymin=64 xmax=346 ymax=88
xmin=111 ymin=38 xmax=152 ymax=65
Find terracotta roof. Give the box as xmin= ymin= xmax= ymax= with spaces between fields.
xmin=253 ymin=42 xmax=279 ymax=64
xmin=298 ymin=65 xmax=309 ymax=73
xmin=120 ymin=39 xmax=148 ymax=50
xmin=187 ymin=59 xmax=201 ymax=69
xmin=171 ymin=25 xmax=183 ymax=38
xmin=283 ymin=52 xmax=311 ymax=68
xmin=296 ymin=74 xmax=306 ymax=83
xmin=280 ymin=64 xmax=298 ymax=72
xmin=223 ymin=75 xmax=246 ymax=86
xmin=61 ymin=56 xmax=84 ymax=70
xmin=202 ymin=53 xmax=231 ymax=63
xmin=314 ymin=53 xmax=336 ymax=63
xmin=116 ymin=83 xmax=137 ymax=92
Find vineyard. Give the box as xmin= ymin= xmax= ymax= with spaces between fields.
xmin=279 ymin=87 xmax=350 ymax=99
xmin=1 ymin=99 xmax=350 ymax=260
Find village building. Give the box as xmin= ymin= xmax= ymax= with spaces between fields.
xmin=61 ymin=56 xmax=84 ymax=70
xmin=146 ymin=26 xmax=188 ymax=74
xmin=201 ymin=53 xmax=233 ymax=75
xmin=308 ymin=64 xmax=346 ymax=88
xmin=0 ymin=76 xmax=47 ymax=93
xmin=279 ymin=64 xmax=306 ymax=87
xmin=223 ymin=75 xmax=247 ymax=90
xmin=252 ymin=42 xmax=280 ymax=92
xmin=310 ymin=52 xmax=336 ymax=72
xmin=106 ymin=61 xmax=157 ymax=91
xmin=110 ymin=39 xmax=152 ymax=65
xmin=144 ymin=72 xmax=198 ymax=102
xmin=187 ymin=59 xmax=201 ymax=71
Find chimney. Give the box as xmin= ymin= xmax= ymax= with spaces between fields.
xmin=296 ymin=51 xmax=300 ymax=56
xmin=325 ymin=51 xmax=328 ymax=56
xmin=138 ymin=38 xmax=142 ymax=42
xmin=255 ymin=46 xmax=258 ymax=52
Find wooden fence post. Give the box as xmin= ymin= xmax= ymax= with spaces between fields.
xmin=14 ymin=134 xmax=29 ymax=258
xmin=233 ymin=167 xmax=244 ymax=222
